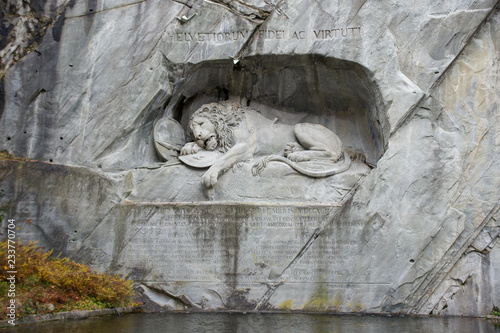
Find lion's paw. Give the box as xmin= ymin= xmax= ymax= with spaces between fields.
xmin=284 ymin=142 xmax=303 ymax=157
xmin=180 ymin=142 xmax=202 ymax=155
xmin=287 ymin=151 xmax=311 ymax=162
xmin=202 ymin=167 xmax=219 ymax=188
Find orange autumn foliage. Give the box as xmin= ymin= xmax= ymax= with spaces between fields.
xmin=0 ymin=241 xmax=134 ymax=319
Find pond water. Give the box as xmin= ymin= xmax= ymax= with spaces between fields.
xmin=5 ymin=312 xmax=500 ymax=333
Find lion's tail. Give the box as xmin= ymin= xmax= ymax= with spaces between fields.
xmin=252 ymin=152 xmax=352 ymax=177
xmin=252 ymin=156 xmax=272 ymax=176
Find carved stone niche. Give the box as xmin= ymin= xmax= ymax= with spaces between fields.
xmin=119 ymin=56 xmax=390 ymax=311
xmin=146 ymin=54 xmax=387 ymax=203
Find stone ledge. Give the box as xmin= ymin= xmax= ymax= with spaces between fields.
xmin=0 ymin=306 xmax=143 ymax=327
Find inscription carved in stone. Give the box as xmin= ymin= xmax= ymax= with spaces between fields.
xmin=114 ymin=203 xmax=370 ymax=282
xmin=113 ymin=202 xmax=391 ymax=310
xmin=167 ymin=27 xmax=361 ymax=42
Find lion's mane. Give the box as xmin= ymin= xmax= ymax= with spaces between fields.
xmin=190 ymin=102 xmax=245 ymax=153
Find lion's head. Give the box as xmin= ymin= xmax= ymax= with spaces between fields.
xmin=189 ymin=102 xmax=245 ymax=153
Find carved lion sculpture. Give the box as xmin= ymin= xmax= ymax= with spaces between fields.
xmin=180 ymin=102 xmax=351 ymax=188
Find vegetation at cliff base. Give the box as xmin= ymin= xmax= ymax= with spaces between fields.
xmin=0 ymin=150 xmax=31 ymax=162
xmin=0 ymin=240 xmax=136 ymax=320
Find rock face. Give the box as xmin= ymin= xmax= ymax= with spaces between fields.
xmin=0 ymin=0 xmax=499 ymax=316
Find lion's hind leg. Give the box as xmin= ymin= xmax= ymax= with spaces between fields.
xmin=289 ymin=123 xmax=343 ymax=162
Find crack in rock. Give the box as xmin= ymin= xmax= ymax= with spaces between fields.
xmin=208 ymin=0 xmax=272 ymax=21
xmin=253 ymin=180 xmax=364 ymax=310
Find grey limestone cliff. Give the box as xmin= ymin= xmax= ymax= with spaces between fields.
xmin=0 ymin=0 xmax=499 ymax=316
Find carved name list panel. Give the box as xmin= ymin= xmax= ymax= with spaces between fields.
xmin=111 ymin=202 xmax=391 ymax=310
